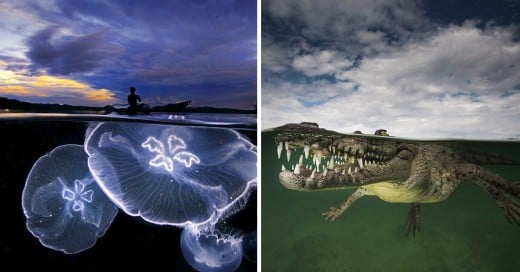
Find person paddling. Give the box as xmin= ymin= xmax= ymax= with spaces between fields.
xmin=127 ymin=86 xmax=141 ymax=114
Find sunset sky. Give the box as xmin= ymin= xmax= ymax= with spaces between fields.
xmin=262 ymin=0 xmax=519 ymax=139
xmin=0 ymin=0 xmax=257 ymax=109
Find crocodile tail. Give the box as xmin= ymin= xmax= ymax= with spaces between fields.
xmin=470 ymin=164 xmax=520 ymax=225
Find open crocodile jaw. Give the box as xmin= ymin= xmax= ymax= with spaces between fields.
xmin=279 ymin=166 xmax=367 ymax=191
xmin=275 ymin=138 xmax=399 ymax=191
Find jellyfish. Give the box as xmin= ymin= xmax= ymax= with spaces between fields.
xmin=180 ymin=225 xmax=243 ymax=272
xmin=84 ymin=122 xmax=257 ymax=226
xmin=242 ymin=230 xmax=257 ymax=264
xmin=21 ymin=144 xmax=118 ymax=254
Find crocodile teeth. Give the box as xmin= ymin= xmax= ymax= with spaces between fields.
xmin=328 ymin=159 xmax=334 ymax=170
xmin=281 ymin=164 xmax=286 ymax=171
xmin=348 ymin=156 xmax=355 ymax=164
xmin=348 ymin=167 xmax=352 ymax=175
xmin=323 ymin=168 xmax=328 ymax=177
xmin=357 ymin=158 xmax=364 ymax=169
xmin=304 ymin=145 xmax=310 ymax=159
xmin=277 ymin=142 xmax=283 ymax=159
xmin=332 ymin=145 xmax=336 ymax=154
xmin=341 ymin=169 xmax=346 ymax=175
xmin=298 ymin=155 xmax=303 ymax=166
xmin=310 ymin=170 xmax=315 ymax=179
xmin=294 ymin=164 xmax=300 ymax=175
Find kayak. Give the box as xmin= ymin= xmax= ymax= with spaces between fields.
xmin=108 ymin=100 xmax=192 ymax=115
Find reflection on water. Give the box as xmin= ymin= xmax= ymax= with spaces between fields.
xmin=0 ymin=112 xmax=257 ymax=130
xmin=262 ymin=128 xmax=520 ymax=272
xmin=0 ymin=113 xmax=257 ymax=272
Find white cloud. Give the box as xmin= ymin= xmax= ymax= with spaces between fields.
xmin=262 ymin=22 xmax=520 ymax=139
xmin=263 ymin=0 xmax=428 ymax=52
xmin=292 ymin=51 xmax=352 ymax=77
xmin=0 ymin=1 xmax=50 ymax=58
xmin=261 ymin=38 xmax=294 ymax=73
xmin=261 ymin=0 xmax=432 ymax=82
xmin=339 ymin=22 xmax=520 ymax=97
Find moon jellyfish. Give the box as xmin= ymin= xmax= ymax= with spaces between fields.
xmin=21 ymin=144 xmax=118 ymax=254
xmin=84 ymin=122 xmax=257 ymax=226
xmin=242 ymin=230 xmax=257 ymax=264
xmin=181 ymin=225 xmax=243 ymax=272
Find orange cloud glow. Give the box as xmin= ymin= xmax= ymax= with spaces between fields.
xmin=33 ymin=75 xmax=89 ymax=89
xmin=84 ymin=88 xmax=117 ymax=102
xmin=0 ymin=85 xmax=32 ymax=95
xmin=0 ymin=70 xmax=120 ymax=105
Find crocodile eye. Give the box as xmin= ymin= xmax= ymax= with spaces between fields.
xmin=374 ymin=129 xmax=389 ymax=136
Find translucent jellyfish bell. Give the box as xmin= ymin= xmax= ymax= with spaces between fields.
xmin=85 ymin=122 xmax=257 ymax=226
xmin=21 ymin=144 xmax=118 ymax=254
xmin=242 ymin=230 xmax=257 ymax=264
xmin=181 ymin=225 xmax=243 ymax=272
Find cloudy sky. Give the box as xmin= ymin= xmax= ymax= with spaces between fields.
xmin=262 ymin=0 xmax=520 ymax=139
xmin=0 ymin=0 xmax=256 ymax=109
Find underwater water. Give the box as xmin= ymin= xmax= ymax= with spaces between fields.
xmin=262 ymin=129 xmax=520 ymax=272
xmin=0 ymin=113 xmax=257 ymax=272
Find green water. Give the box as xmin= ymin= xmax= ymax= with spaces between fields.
xmin=262 ymin=131 xmax=520 ymax=272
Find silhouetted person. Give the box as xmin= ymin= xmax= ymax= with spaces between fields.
xmin=127 ymin=86 xmax=141 ymax=114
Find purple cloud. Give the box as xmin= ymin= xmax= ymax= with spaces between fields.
xmin=26 ymin=26 xmax=123 ymax=75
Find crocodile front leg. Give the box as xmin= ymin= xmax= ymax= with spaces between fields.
xmin=478 ymin=178 xmax=520 ymax=225
xmin=464 ymin=163 xmax=520 ymax=225
xmin=486 ymin=184 xmax=520 ymax=225
xmin=404 ymin=203 xmax=421 ymax=237
xmin=322 ymin=187 xmax=368 ymax=222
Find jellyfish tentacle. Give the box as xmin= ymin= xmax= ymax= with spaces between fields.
xmin=181 ymin=225 xmax=243 ymax=272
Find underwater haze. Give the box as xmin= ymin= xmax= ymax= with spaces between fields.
xmin=262 ymin=130 xmax=520 ymax=272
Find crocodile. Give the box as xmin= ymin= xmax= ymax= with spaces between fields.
xmin=273 ymin=122 xmax=520 ymax=236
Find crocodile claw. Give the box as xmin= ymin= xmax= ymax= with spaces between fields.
xmin=497 ymin=196 xmax=520 ymax=225
xmin=480 ymin=181 xmax=520 ymax=226
xmin=404 ymin=203 xmax=421 ymax=237
xmin=322 ymin=207 xmax=343 ymax=222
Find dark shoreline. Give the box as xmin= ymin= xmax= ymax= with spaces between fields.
xmin=1 ymin=96 xmax=257 ymax=115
